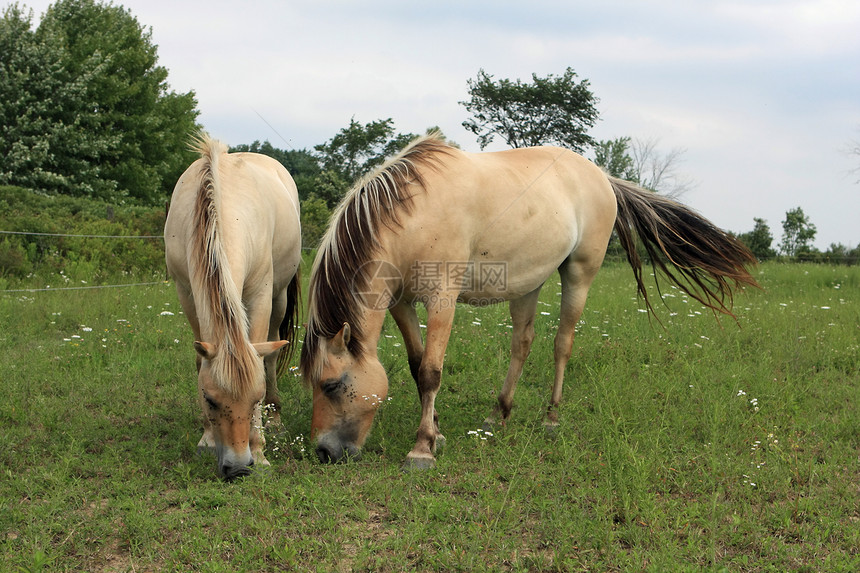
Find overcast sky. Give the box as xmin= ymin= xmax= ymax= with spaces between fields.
xmin=19 ymin=0 xmax=860 ymax=249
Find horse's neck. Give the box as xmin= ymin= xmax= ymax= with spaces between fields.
xmin=359 ymin=307 xmax=387 ymax=353
xmin=356 ymin=259 xmax=401 ymax=351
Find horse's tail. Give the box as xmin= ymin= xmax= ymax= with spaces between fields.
xmin=609 ymin=176 xmax=760 ymax=318
xmin=277 ymin=267 xmax=302 ymax=376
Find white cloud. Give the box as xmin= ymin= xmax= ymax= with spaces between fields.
xmin=14 ymin=0 xmax=860 ymax=248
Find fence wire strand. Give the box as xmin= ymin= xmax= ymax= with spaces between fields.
xmin=3 ymin=282 xmax=167 ymax=294
xmin=0 ymin=230 xmax=162 ymax=239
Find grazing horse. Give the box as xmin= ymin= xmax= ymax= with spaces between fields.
xmin=164 ymin=135 xmax=301 ymax=479
xmin=300 ymin=133 xmax=758 ymax=470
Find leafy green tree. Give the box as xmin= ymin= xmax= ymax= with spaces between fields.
xmin=0 ymin=0 xmax=199 ymax=203
xmin=460 ymin=67 xmax=599 ymax=151
xmin=314 ymin=118 xmax=416 ymax=185
xmin=778 ymin=207 xmax=817 ymax=257
xmin=300 ymin=195 xmax=331 ymax=249
xmin=737 ymin=218 xmax=776 ymax=260
xmin=822 ymin=242 xmax=856 ymax=264
xmin=593 ymin=137 xmax=637 ymax=180
xmin=0 ymin=4 xmax=104 ymax=195
xmin=42 ymin=0 xmax=199 ymax=203
xmin=309 ymin=170 xmax=349 ymax=209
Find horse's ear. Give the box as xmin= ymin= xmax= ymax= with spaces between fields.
xmin=330 ymin=323 xmax=351 ymax=355
xmin=194 ymin=341 xmax=217 ymax=360
xmin=253 ymin=340 xmax=288 ymax=357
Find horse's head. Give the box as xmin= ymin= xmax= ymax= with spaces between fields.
xmin=307 ymin=323 xmax=388 ymax=463
xmin=194 ymin=339 xmax=286 ymax=480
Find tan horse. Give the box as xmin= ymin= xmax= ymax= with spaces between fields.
xmin=165 ymin=135 xmax=301 ymax=479
xmin=300 ymin=133 xmax=758 ymax=470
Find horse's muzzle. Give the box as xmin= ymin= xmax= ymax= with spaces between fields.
xmin=220 ymin=459 xmax=254 ymax=481
xmin=315 ymin=433 xmax=361 ymax=464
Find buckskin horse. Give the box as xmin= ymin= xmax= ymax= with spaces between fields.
xmin=300 ymin=133 xmax=757 ymax=470
xmin=165 ymin=134 xmax=301 ymax=479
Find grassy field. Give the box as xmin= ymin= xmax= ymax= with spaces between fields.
xmin=1 ymin=259 xmax=858 ymax=572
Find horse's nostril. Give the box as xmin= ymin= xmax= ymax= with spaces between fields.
xmin=316 ymin=444 xmax=338 ymax=464
xmin=221 ymin=462 xmax=254 ymax=481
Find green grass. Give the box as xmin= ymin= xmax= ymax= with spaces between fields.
xmin=1 ymin=261 xmax=858 ymax=572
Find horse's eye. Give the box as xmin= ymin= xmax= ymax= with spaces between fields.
xmin=320 ymin=378 xmax=343 ymax=398
xmin=204 ymin=395 xmax=219 ymax=410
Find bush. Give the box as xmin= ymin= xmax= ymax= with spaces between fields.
xmin=0 ymin=185 xmax=166 ymax=282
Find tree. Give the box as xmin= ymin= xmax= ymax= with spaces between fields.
xmin=300 ymin=195 xmax=331 ymax=249
xmin=460 ymin=67 xmax=599 ymax=151
xmin=0 ymin=0 xmax=199 ymax=203
xmin=850 ymin=130 xmax=860 ymax=184
xmin=628 ymin=137 xmax=692 ymax=198
xmin=592 ymin=136 xmax=691 ymax=196
xmin=0 ymin=4 xmax=103 ymax=195
xmin=778 ymin=207 xmax=817 ymax=257
xmin=737 ymin=218 xmax=776 ymax=260
xmin=314 ymin=118 xmax=416 ymax=185
xmin=592 ymin=137 xmax=637 ymax=180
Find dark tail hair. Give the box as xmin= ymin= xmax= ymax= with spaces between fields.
xmin=277 ymin=268 xmax=302 ymax=375
xmin=609 ymin=176 xmax=759 ymax=318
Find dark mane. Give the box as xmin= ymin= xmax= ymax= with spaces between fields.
xmin=300 ymin=133 xmax=453 ymax=381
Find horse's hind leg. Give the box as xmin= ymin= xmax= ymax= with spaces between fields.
xmin=484 ymin=286 xmax=542 ymax=429
xmin=548 ymin=258 xmax=601 ymax=428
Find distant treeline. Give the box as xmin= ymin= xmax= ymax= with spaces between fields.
xmin=2 ymin=185 xmax=858 ymax=290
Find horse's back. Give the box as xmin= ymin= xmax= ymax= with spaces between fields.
xmin=164 ymin=145 xmax=301 ymax=293
xmin=386 ymin=145 xmax=617 ymax=298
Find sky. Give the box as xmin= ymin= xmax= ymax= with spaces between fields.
xmin=17 ymin=0 xmax=860 ymax=249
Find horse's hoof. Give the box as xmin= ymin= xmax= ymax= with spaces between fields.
xmin=543 ymin=421 xmax=560 ymax=438
xmin=401 ymin=455 xmax=436 ymax=472
xmin=433 ymin=434 xmax=446 ymax=453
xmin=482 ymin=418 xmax=497 ymax=434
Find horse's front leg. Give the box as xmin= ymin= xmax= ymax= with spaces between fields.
xmin=402 ymin=299 xmax=455 ymax=471
xmin=246 ymin=290 xmax=277 ymax=466
xmin=261 ymin=288 xmax=289 ymax=428
xmin=176 ymin=283 xmax=216 ymax=456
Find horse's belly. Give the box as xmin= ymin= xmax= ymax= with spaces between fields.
xmin=455 ymin=255 xmax=565 ymax=303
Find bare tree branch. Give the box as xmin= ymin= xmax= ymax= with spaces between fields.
xmin=630 ymin=137 xmax=695 ymax=199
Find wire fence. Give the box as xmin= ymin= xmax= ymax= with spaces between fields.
xmin=3 ymin=282 xmax=166 ymax=293
xmin=0 ymin=229 xmax=314 ymax=294
xmin=0 ymin=229 xmax=168 ymax=294
xmin=0 ymin=230 xmax=162 ymax=239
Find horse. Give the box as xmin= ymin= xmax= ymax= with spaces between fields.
xmin=164 ymin=134 xmax=301 ymax=479
xmin=300 ymin=132 xmax=758 ymax=470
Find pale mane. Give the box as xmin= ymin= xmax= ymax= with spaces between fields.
xmin=189 ymin=134 xmax=263 ymax=397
